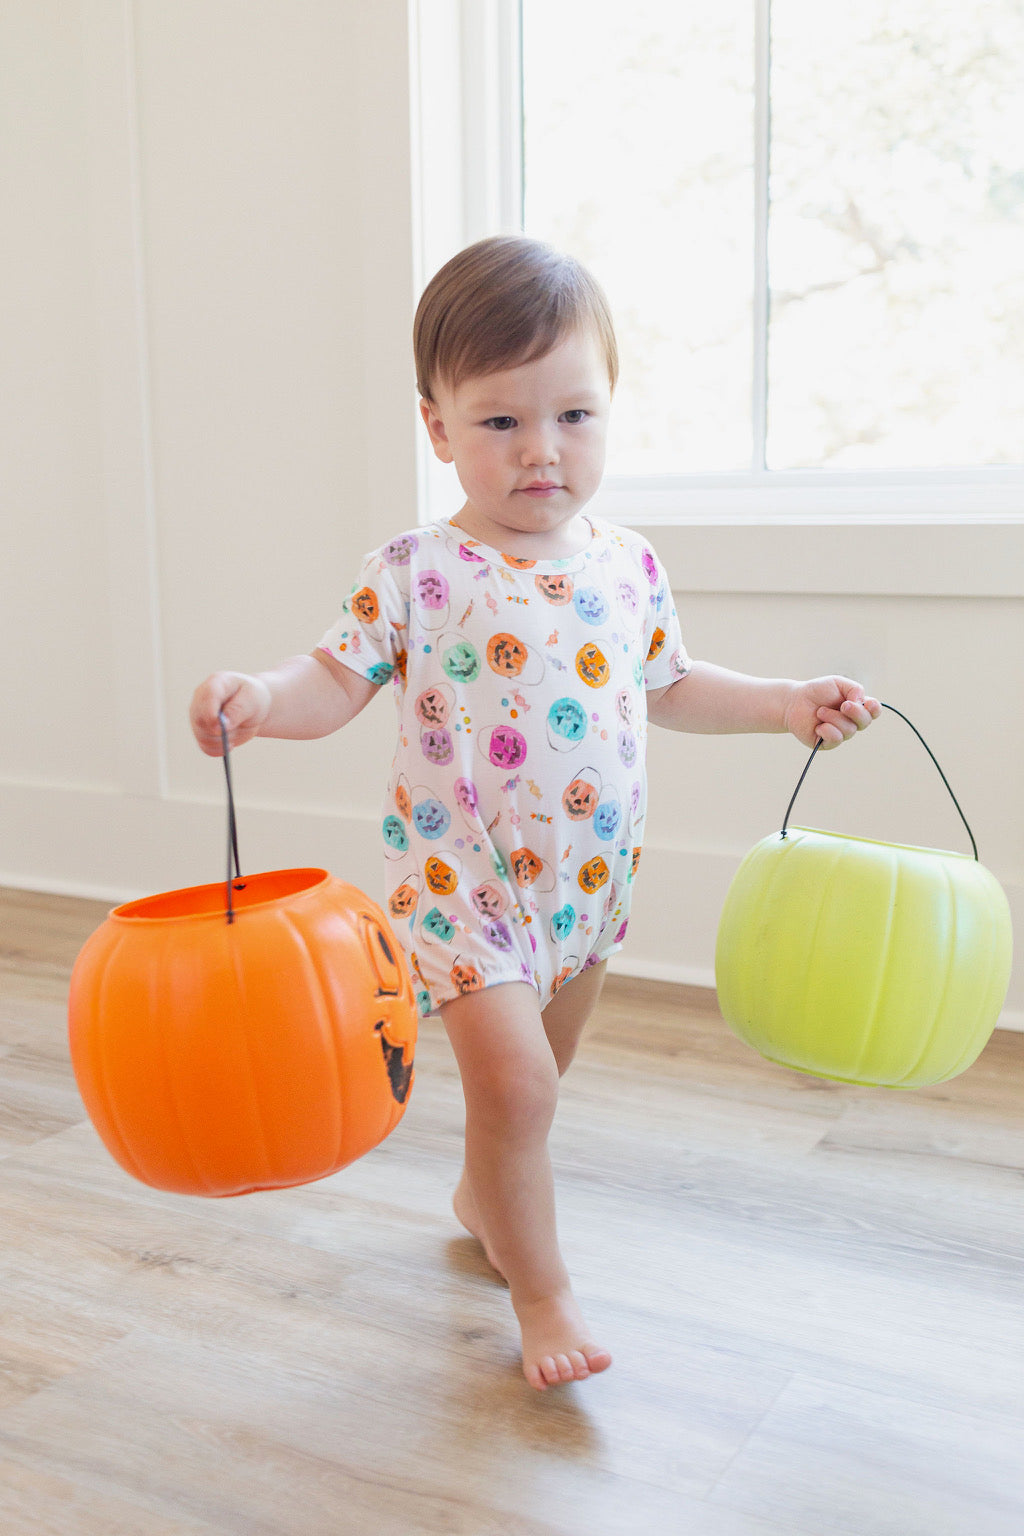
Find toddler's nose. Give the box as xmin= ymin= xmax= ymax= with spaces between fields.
xmin=521 ymin=429 xmax=558 ymax=467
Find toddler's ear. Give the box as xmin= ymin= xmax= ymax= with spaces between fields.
xmin=419 ymin=398 xmax=454 ymax=464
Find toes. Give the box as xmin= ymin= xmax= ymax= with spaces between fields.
xmin=583 ymin=1345 xmax=613 ymax=1374
xmin=555 ymin=1355 xmax=577 ymax=1384
xmin=535 ymin=1352 xmax=595 ymax=1386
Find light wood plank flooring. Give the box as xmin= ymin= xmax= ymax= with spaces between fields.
xmin=2 ymin=885 xmax=1023 ymax=1536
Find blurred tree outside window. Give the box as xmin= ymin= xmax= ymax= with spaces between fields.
xmin=521 ymin=0 xmax=1024 ymax=477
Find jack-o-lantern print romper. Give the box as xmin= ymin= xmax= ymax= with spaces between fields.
xmin=317 ymin=517 xmax=690 ymax=1017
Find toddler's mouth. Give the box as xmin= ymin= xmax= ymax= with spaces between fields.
xmin=519 ymin=482 xmax=562 ymax=497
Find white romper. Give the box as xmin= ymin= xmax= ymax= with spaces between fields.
xmin=318 ymin=516 xmax=690 ymax=1017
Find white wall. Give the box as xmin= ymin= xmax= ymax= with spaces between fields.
xmin=2 ymin=0 xmax=1021 ymax=1027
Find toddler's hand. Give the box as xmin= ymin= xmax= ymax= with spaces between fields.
xmin=190 ymin=671 xmax=272 ymax=756
xmin=784 ymin=677 xmax=881 ymax=750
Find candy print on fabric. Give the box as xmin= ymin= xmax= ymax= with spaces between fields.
xmin=550 ymin=960 xmax=579 ymax=999
xmin=421 ymin=727 xmax=454 ymax=767
xmin=550 ymin=903 xmax=576 ymax=942
xmin=316 ymin=516 xmax=690 ymax=1016
xmin=573 ymin=586 xmax=610 ymax=626
xmin=412 ymin=796 xmax=451 ymax=840
xmin=415 ymin=684 xmax=454 ymax=727
xmin=593 ymin=788 xmax=622 ymax=842
xmin=453 ymin=776 xmax=480 ymax=824
xmin=451 ymin=961 xmax=485 ymax=994
xmin=615 ymin=578 xmax=640 ymax=618
xmin=575 ymin=644 xmax=610 ymax=688
xmin=383 ymin=534 xmax=417 ymax=566
xmin=536 ymin=573 xmax=574 ymax=605
xmin=547 ymin=697 xmax=588 ymax=749
xmin=617 ymin=730 xmax=638 ymax=768
xmin=424 ymin=853 xmax=461 ymax=895
xmin=422 ymin=908 xmax=456 ymax=944
xmin=511 ymin=847 xmax=556 ymax=892
xmin=484 ymin=634 xmax=546 ymax=687
xmin=471 ymin=881 xmax=508 ymax=919
xmin=486 ymin=632 xmax=529 ymax=676
xmin=352 ymin=586 xmax=379 ymax=623
xmin=414 ymin=569 xmax=450 ymax=630
xmin=562 ymin=773 xmax=599 ymax=820
xmin=481 ymin=723 xmax=528 ymax=770
xmin=482 ymin=919 xmax=515 ymax=952
xmin=382 ymin=815 xmax=409 ymax=858
xmin=389 ymin=879 xmax=420 ymax=919
xmin=578 ymin=856 xmax=610 ymax=894
xmin=440 ymin=636 xmax=481 ymax=683
xmin=647 ymin=628 xmax=666 ymax=662
xmin=349 ymin=585 xmax=389 ymax=646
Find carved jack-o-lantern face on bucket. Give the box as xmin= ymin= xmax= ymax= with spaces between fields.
xmin=389 ymin=882 xmax=419 ymax=919
xmin=511 ymin=848 xmax=544 ymax=887
xmin=578 ymin=856 xmax=610 ymax=894
xmin=486 ymin=633 xmax=529 ymax=677
xmin=535 ymin=573 xmax=574 ymax=605
xmin=425 ymin=856 xmax=459 ymax=896
xmin=67 ymin=871 xmax=418 ymax=1197
xmin=562 ymin=777 xmax=599 ymax=820
xmin=351 ymin=586 xmax=379 ymax=625
xmin=576 ymin=644 xmax=609 ymax=688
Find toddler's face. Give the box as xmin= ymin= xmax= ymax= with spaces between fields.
xmin=420 ymin=330 xmax=611 ymax=558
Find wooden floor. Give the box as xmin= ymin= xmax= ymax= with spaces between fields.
xmin=1 ymin=887 xmax=1023 ymax=1536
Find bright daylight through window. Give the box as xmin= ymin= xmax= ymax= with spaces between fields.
xmin=521 ymin=0 xmax=1024 ymax=480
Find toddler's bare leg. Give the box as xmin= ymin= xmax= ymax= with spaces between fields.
xmin=542 ymin=959 xmax=607 ymax=1076
xmin=451 ymin=964 xmax=607 ymax=1265
xmin=441 ymin=980 xmax=612 ymax=1390
xmin=452 ymin=961 xmax=609 ymax=1270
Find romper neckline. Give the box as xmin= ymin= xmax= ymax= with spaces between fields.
xmin=442 ymin=515 xmax=602 ymax=573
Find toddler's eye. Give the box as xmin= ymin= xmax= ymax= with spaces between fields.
xmin=485 ymin=416 xmax=516 ymax=431
xmin=561 ymin=409 xmax=589 ymax=424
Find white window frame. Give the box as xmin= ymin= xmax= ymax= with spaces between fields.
xmin=410 ymin=0 xmax=1024 ymax=572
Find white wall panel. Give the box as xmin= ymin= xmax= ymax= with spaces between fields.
xmin=1 ymin=0 xmax=1019 ymax=1028
xmin=1 ymin=2 xmax=118 ymax=787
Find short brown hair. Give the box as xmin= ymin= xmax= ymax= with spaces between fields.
xmin=414 ymin=235 xmax=618 ymax=401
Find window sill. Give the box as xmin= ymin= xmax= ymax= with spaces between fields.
xmin=586 ymin=471 xmax=1024 ymax=597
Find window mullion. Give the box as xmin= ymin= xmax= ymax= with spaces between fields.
xmin=752 ymin=0 xmax=771 ymax=474
xmin=461 ymin=0 xmax=524 ymax=242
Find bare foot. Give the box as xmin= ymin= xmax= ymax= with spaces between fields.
xmin=514 ymin=1288 xmax=613 ymax=1391
xmin=452 ymin=1171 xmax=506 ymax=1280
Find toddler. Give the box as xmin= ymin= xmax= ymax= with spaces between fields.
xmin=191 ymin=236 xmax=880 ymax=1391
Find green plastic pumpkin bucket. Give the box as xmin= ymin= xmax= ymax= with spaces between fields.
xmin=715 ymin=705 xmax=1013 ymax=1088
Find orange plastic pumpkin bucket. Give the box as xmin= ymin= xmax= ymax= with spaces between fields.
xmin=68 ymin=721 xmax=417 ymax=1196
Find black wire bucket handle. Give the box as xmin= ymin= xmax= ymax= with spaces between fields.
xmin=780 ymin=702 xmax=979 ymax=861
xmin=218 ymin=712 xmax=247 ymax=922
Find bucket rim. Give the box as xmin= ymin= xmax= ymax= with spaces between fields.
xmin=780 ymin=826 xmax=975 ymax=861
xmin=108 ymin=867 xmax=334 ymax=924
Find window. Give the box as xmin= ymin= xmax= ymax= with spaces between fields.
xmin=413 ymin=0 xmax=1024 ymax=523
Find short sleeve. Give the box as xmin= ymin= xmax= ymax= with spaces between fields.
xmin=637 ymin=539 xmax=691 ymax=690
xmin=316 ymin=547 xmax=410 ymax=688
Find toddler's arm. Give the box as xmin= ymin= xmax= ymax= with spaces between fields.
xmin=647 ymin=661 xmax=880 ymax=749
xmin=190 ymin=651 xmax=378 ymax=756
